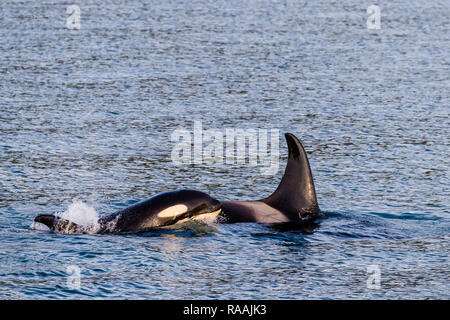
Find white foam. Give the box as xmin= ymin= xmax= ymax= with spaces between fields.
xmin=56 ymin=200 xmax=100 ymax=232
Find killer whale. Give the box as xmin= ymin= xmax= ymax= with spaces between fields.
xmin=34 ymin=190 xmax=222 ymax=234
xmin=219 ymin=133 xmax=321 ymax=224
xmin=33 ymin=133 xmax=321 ymax=233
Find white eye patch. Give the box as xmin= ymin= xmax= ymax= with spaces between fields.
xmin=157 ymin=204 xmax=189 ymax=218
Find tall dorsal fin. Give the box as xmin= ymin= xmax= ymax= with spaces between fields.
xmin=262 ymin=133 xmax=320 ymax=217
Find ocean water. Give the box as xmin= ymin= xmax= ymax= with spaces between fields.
xmin=0 ymin=0 xmax=449 ymax=299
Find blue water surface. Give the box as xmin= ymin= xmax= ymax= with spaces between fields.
xmin=0 ymin=0 xmax=449 ymax=299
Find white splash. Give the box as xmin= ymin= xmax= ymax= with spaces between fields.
xmin=56 ymin=200 xmax=100 ymax=233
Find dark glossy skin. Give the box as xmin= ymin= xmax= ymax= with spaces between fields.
xmin=34 ymin=190 xmax=222 ymax=234
xmin=98 ymin=190 xmax=221 ymax=233
xmin=34 ymin=133 xmax=321 ymax=233
xmin=219 ymin=133 xmax=321 ymax=224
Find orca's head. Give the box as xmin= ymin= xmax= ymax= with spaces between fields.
xmin=150 ymin=190 xmax=222 ymax=227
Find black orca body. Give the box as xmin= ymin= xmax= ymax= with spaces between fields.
xmin=34 ymin=190 xmax=222 ymax=234
xmin=219 ymin=133 xmax=321 ymax=224
xmin=33 ymin=133 xmax=321 ymax=233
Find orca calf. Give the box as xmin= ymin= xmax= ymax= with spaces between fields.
xmin=34 ymin=190 xmax=222 ymax=234
xmin=33 ymin=133 xmax=321 ymax=233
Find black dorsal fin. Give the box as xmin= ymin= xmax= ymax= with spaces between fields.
xmin=262 ymin=133 xmax=320 ymax=217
